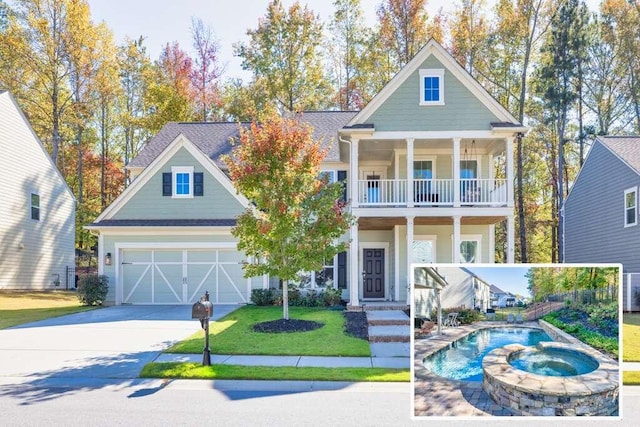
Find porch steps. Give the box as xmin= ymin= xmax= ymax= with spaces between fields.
xmin=367 ymin=310 xmax=411 ymax=344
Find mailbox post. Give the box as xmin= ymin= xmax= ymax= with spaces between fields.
xmin=191 ymin=291 xmax=213 ymax=366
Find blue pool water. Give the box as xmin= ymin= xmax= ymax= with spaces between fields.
xmin=422 ymin=327 xmax=552 ymax=382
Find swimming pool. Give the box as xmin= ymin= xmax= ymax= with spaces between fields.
xmin=422 ymin=327 xmax=551 ymax=381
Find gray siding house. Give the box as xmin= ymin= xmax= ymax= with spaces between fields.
xmin=88 ymin=40 xmax=525 ymax=306
xmin=0 ymin=91 xmax=76 ymax=289
xmin=564 ymin=136 xmax=640 ymax=311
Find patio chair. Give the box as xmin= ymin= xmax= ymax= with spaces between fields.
xmin=445 ymin=312 xmax=459 ymax=328
xmin=486 ymin=308 xmax=496 ymax=321
xmin=515 ymin=313 xmax=524 ymax=324
xmin=507 ymin=313 xmax=515 ymax=323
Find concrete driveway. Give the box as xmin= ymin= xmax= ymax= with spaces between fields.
xmin=0 ymin=304 xmax=239 ymax=384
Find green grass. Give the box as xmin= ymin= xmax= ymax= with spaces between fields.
xmin=623 ymin=314 xmax=640 ymax=362
xmin=168 ymin=306 xmax=370 ymax=357
xmin=0 ymin=290 xmax=97 ymax=329
xmin=141 ymin=362 xmax=409 ymax=382
xmin=623 ymin=371 xmax=640 ymax=385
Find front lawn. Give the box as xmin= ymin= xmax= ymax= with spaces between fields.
xmin=623 ymin=313 xmax=640 ymax=362
xmin=168 ymin=306 xmax=371 ymax=357
xmin=141 ymin=362 xmax=409 ymax=382
xmin=0 ymin=290 xmax=97 ymax=329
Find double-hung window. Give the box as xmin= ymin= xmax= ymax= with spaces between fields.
xmin=625 ymin=187 xmax=637 ymax=227
xmin=31 ymin=193 xmax=40 ymax=221
xmin=419 ymin=69 xmax=445 ymax=106
xmin=172 ymin=166 xmax=193 ymax=198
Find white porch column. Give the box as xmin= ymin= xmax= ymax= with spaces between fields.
xmin=350 ymin=138 xmax=359 ymax=208
xmin=394 ymin=225 xmax=400 ymax=302
xmin=349 ymin=218 xmax=360 ymax=307
xmin=452 ymin=215 xmax=461 ymax=263
xmin=507 ymin=215 xmax=515 ymax=263
xmin=506 ymin=136 xmax=515 ymax=207
xmin=453 ymin=138 xmax=461 ymax=207
xmin=488 ymin=224 xmax=496 ymax=263
xmin=628 ymin=273 xmax=632 ymax=312
xmin=406 ymin=138 xmax=415 ymax=207
xmin=406 ymin=216 xmax=414 ymax=304
xmin=262 ymin=273 xmax=269 ymax=289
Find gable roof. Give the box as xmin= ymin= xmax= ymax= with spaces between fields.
xmin=128 ymin=111 xmax=357 ymax=170
xmin=490 ymin=284 xmax=505 ymax=294
xmin=91 ymin=133 xmax=250 ymax=225
xmin=0 ymin=91 xmax=75 ymax=202
xmin=598 ymin=136 xmax=640 ymax=175
xmin=347 ymin=39 xmax=522 ymax=129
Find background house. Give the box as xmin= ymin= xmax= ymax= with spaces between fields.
xmin=564 ymin=136 xmax=640 ymax=311
xmin=0 ymin=91 xmax=76 ymax=289
xmin=414 ymin=266 xmax=490 ymax=318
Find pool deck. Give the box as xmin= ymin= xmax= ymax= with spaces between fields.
xmin=413 ymin=321 xmax=619 ymax=417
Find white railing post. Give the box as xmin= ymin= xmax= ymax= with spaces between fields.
xmin=407 ymin=138 xmax=414 ymax=208
xmin=453 ymin=138 xmax=461 ymax=207
xmin=350 ymin=138 xmax=359 ymax=208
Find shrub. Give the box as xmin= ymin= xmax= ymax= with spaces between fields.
xmin=322 ymin=287 xmax=343 ymax=306
xmin=77 ymin=274 xmax=108 ymax=306
xmin=431 ymin=306 xmax=481 ymax=325
xmin=250 ymin=289 xmax=275 ymax=306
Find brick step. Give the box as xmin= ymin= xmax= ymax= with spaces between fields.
xmin=368 ymin=334 xmax=410 ymax=343
xmin=368 ymin=318 xmax=411 ymax=326
xmin=368 ymin=324 xmax=411 ymax=344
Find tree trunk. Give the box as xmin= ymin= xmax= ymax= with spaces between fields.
xmin=283 ymin=279 xmax=289 ymax=320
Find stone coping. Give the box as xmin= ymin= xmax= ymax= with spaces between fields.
xmin=482 ymin=342 xmax=619 ymax=397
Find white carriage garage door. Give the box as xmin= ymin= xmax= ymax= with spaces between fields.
xmin=121 ymin=248 xmax=247 ymax=304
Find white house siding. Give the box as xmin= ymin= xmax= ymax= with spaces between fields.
xmin=414 ymin=267 xmax=489 ymax=317
xmin=0 ymin=92 xmax=75 ymax=289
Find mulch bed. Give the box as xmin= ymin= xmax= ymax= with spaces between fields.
xmin=344 ymin=311 xmax=368 ymax=340
xmin=250 ymin=310 xmax=369 ymax=340
xmin=252 ymin=319 xmax=324 ymax=333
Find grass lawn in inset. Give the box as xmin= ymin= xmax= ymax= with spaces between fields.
xmin=0 ymin=290 xmax=97 ymax=329
xmin=141 ymin=362 xmax=409 ymax=382
xmin=623 ymin=371 xmax=640 ymax=385
xmin=168 ymin=305 xmax=371 ymax=357
xmin=623 ymin=313 xmax=640 ymax=362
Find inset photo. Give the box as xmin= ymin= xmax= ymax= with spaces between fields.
xmin=412 ymin=264 xmax=621 ymax=418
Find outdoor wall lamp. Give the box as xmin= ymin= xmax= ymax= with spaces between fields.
xmin=105 ymin=252 xmax=112 ymax=266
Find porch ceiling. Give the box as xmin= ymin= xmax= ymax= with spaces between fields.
xmin=358 ymin=216 xmax=506 ymax=230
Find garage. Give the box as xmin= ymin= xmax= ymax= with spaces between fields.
xmin=119 ymin=246 xmax=248 ymax=304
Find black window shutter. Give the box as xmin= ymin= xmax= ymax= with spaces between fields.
xmin=337 ymin=170 xmax=347 ymax=201
xmin=337 ymin=251 xmax=347 ymax=289
xmin=162 ymin=173 xmax=172 ymax=196
xmin=194 ymin=172 xmax=204 ymax=196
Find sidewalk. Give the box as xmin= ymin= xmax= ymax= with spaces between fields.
xmin=154 ymin=353 xmax=410 ymax=369
xmin=623 ymin=362 xmax=640 ymax=371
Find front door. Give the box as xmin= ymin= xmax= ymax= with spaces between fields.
xmin=363 ymin=248 xmax=385 ymax=298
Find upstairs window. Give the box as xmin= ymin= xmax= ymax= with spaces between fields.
xmin=162 ymin=167 xmax=203 ymax=198
xmin=31 ymin=193 xmax=40 ymax=221
xmin=419 ymin=69 xmax=445 ymax=106
xmin=625 ymin=187 xmax=637 ymax=227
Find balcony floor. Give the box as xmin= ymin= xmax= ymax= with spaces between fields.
xmin=358 ymin=216 xmax=507 ymax=230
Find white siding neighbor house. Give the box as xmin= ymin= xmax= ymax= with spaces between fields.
xmin=564 ymin=136 xmax=640 ymax=311
xmin=0 ymin=91 xmax=76 ymax=289
xmin=414 ymin=266 xmax=491 ymax=318
xmin=88 ymin=40 xmax=524 ymax=306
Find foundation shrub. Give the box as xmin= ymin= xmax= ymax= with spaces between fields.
xmin=77 ymin=274 xmax=109 ymax=306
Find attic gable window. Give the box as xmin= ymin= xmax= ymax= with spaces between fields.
xmin=162 ymin=167 xmax=204 ymax=198
xmin=419 ymin=69 xmax=445 ymax=106
xmin=625 ymin=187 xmax=637 ymax=227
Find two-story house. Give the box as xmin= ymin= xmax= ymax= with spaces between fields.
xmin=564 ymin=136 xmax=640 ymax=311
xmin=0 ymin=91 xmax=76 ymax=289
xmin=87 ymin=40 xmax=524 ymax=307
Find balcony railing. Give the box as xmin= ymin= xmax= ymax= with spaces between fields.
xmin=357 ymin=178 xmax=507 ymax=207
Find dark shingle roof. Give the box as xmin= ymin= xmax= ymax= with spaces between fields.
xmin=88 ymin=219 xmax=236 ymax=227
xmin=598 ymin=136 xmax=640 ymax=175
xmin=490 ymin=284 xmax=505 ymax=294
xmin=127 ymin=111 xmax=357 ymax=169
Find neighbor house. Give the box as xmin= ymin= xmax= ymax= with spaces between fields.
xmin=564 ymin=136 xmax=640 ymax=311
xmin=87 ymin=39 xmax=525 ymax=306
xmin=414 ymin=266 xmax=490 ymax=318
xmin=0 ymin=91 xmax=76 ymax=289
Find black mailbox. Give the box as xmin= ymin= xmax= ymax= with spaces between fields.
xmin=192 ymin=300 xmax=212 ymax=320
xmin=192 ymin=291 xmax=212 ymax=366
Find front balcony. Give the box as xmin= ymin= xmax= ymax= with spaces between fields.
xmin=357 ymin=178 xmax=507 ymax=207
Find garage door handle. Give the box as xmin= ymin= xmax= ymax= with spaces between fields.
xmin=122 ymin=262 xmax=132 ymax=265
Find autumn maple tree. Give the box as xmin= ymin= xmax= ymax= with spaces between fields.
xmin=224 ymin=114 xmax=353 ymax=320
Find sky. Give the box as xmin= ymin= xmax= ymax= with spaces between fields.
xmin=85 ymin=0 xmax=456 ymax=81
xmin=465 ymin=266 xmax=531 ymax=297
xmin=86 ymin=0 xmax=602 ymax=81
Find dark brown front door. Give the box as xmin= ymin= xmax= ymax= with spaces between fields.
xmin=363 ymin=248 xmax=384 ymax=298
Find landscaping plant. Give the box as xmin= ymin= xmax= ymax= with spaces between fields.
xmin=76 ymin=274 xmax=109 ymax=306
